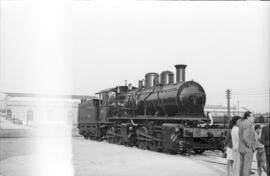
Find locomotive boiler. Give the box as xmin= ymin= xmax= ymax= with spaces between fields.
xmin=78 ymin=64 xmax=227 ymax=155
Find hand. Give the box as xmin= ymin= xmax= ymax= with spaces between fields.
xmin=232 ymin=147 xmax=238 ymax=152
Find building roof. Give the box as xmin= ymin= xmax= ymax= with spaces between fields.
xmin=2 ymin=92 xmax=96 ymax=100
xmin=205 ymin=105 xmax=249 ymax=112
xmin=96 ymin=86 xmax=137 ymax=94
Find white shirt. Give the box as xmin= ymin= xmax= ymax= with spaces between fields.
xmin=231 ymin=125 xmax=239 ymax=150
xmin=255 ymin=132 xmax=264 ymax=149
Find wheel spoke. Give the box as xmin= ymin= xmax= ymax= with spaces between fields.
xmin=137 ymin=126 xmax=149 ymax=150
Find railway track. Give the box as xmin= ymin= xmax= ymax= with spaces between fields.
xmin=189 ymin=152 xmax=260 ymax=176
xmin=188 ymin=153 xmax=227 ymax=176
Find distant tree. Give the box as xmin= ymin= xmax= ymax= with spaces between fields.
xmin=258 ymin=115 xmax=265 ymax=123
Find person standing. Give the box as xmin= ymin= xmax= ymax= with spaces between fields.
xmin=254 ymin=124 xmax=267 ymax=176
xmin=225 ymin=119 xmax=235 ymax=176
xmin=239 ymin=111 xmax=256 ymax=176
xmin=231 ymin=116 xmax=241 ymax=176
xmin=260 ymin=123 xmax=270 ymax=176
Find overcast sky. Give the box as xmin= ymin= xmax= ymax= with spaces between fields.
xmin=0 ymin=1 xmax=269 ymax=113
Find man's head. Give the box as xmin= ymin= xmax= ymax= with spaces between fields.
xmin=243 ymin=111 xmax=251 ymax=119
xmin=248 ymin=114 xmax=255 ymax=123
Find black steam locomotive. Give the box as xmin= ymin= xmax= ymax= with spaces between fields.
xmin=78 ymin=65 xmax=227 ymax=154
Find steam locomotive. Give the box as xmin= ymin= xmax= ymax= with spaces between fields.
xmin=78 ymin=65 xmax=227 ymax=154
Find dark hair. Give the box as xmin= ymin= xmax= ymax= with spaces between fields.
xmin=254 ymin=124 xmax=261 ymax=130
xmin=243 ymin=111 xmax=251 ymax=119
xmin=228 ymin=116 xmax=241 ymax=129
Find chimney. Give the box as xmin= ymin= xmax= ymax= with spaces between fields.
xmin=175 ymin=64 xmax=187 ymax=83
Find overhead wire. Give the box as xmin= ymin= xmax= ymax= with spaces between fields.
xmin=230 ymin=88 xmax=270 ymax=96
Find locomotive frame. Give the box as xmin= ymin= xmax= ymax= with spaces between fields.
xmin=78 ymin=65 xmax=227 ymax=155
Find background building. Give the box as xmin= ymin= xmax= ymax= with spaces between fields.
xmin=205 ymin=104 xmax=249 ymax=124
xmin=0 ymin=93 xmax=96 ymax=127
xmin=205 ymin=104 xmax=249 ymax=117
xmin=5 ymin=99 xmax=80 ymax=125
xmin=205 ymin=105 xmax=270 ymax=123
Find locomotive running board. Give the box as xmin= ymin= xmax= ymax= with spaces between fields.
xmin=108 ymin=116 xmax=203 ymax=121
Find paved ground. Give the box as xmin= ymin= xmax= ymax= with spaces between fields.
xmin=0 ymin=138 xmax=36 ymax=161
xmin=0 ymin=137 xmax=267 ymax=176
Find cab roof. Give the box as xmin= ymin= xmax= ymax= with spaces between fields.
xmin=96 ymin=86 xmax=137 ymax=94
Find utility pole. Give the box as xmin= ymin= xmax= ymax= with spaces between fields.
xmin=226 ymin=89 xmax=231 ymax=124
xmin=237 ymin=100 xmax=239 ymax=116
xmin=4 ymin=95 xmax=8 ymax=120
